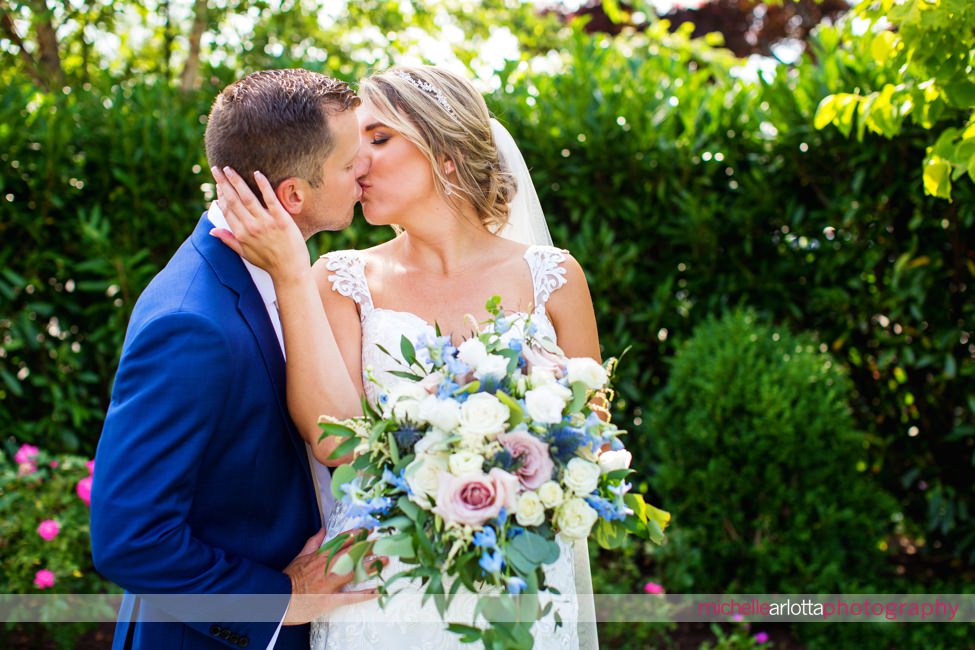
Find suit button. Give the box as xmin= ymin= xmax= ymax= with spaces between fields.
xmin=229 ymin=634 xmax=239 ymax=644
xmin=238 ymin=638 xmax=249 ymax=648
xmin=220 ymin=628 xmax=231 ymax=640
xmin=209 ymin=625 xmax=221 ymax=636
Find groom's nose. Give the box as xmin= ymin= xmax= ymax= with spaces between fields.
xmin=354 ymin=150 xmax=370 ymax=179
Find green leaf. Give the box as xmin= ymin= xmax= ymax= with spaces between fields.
xmin=373 ymin=532 xmax=416 ymax=559
xmin=495 ymin=390 xmax=524 ymax=427
xmin=319 ymin=422 xmax=356 ymax=440
xmin=923 ymin=155 xmax=953 ymax=199
xmin=567 ymin=381 xmax=589 ymax=413
xmin=328 ymin=435 xmax=359 ymax=460
xmin=330 ymin=464 xmax=357 ymax=501
xmin=595 ymin=519 xmax=628 ymax=549
xmin=400 ymin=335 xmax=417 ymax=367
xmin=389 ymin=370 xmax=425 ymax=381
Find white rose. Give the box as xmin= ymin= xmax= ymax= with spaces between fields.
xmin=597 ymin=449 xmax=632 ymax=474
xmin=563 ymin=457 xmax=600 ymax=495
xmin=458 ymin=393 xmax=510 ymax=439
xmin=404 ymin=454 xmax=448 ymax=505
xmin=417 ymin=395 xmax=461 ymax=432
xmin=555 ymin=498 xmax=599 ymax=540
xmin=528 ymin=367 xmax=558 ymax=388
xmin=475 ymin=354 xmax=510 ymax=381
xmin=537 ymin=481 xmax=564 ymax=509
xmin=525 ymin=383 xmax=572 ymax=424
xmin=448 ymin=451 xmax=485 ymax=476
xmin=457 ymin=338 xmax=489 ymax=369
xmin=566 ymin=357 xmax=609 ymax=390
xmin=515 ymin=491 xmax=546 ymax=526
xmin=415 ymin=429 xmax=450 ymax=455
xmin=384 ymin=383 xmax=428 ymax=421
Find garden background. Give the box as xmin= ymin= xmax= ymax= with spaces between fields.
xmin=1 ymin=0 xmax=974 ymax=647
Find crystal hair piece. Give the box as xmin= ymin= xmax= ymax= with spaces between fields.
xmin=392 ymin=71 xmax=459 ymax=121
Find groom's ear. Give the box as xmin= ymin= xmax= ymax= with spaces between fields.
xmin=274 ymin=177 xmax=304 ymax=216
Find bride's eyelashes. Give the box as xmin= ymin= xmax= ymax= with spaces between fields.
xmin=369 ymin=135 xmax=390 ymax=146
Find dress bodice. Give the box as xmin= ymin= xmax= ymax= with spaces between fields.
xmin=321 ymin=245 xmax=570 ymax=405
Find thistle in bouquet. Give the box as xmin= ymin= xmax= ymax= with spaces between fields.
xmin=319 ymin=297 xmax=670 ymax=649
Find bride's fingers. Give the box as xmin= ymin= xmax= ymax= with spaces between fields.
xmin=221 ymin=166 xmax=266 ymax=228
xmin=211 ymin=167 xmax=247 ymax=234
xmin=253 ymin=171 xmax=291 ymax=227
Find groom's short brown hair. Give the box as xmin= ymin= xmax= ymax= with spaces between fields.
xmin=205 ymin=69 xmax=360 ymax=198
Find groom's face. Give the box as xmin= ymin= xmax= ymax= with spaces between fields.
xmin=296 ymin=109 xmax=363 ymax=235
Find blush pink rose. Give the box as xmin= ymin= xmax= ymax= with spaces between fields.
xmin=37 ymin=519 xmax=60 ymax=541
xmin=521 ymin=343 xmax=567 ymax=378
xmin=498 ymin=431 xmax=555 ymax=490
xmin=433 ymin=468 xmax=519 ymax=528
xmin=15 ymin=444 xmax=39 ymax=464
xmin=34 ymin=569 xmax=55 ymax=589
xmin=76 ymin=476 xmax=92 ymax=506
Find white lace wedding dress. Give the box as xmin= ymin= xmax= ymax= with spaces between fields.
xmin=310 ymin=245 xmax=598 ymax=650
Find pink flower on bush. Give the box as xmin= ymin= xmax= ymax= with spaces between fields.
xmin=37 ymin=519 xmax=60 ymax=541
xmin=15 ymin=444 xmax=39 ymax=464
xmin=86 ymin=459 xmax=95 ymax=475
xmin=643 ymin=581 xmax=664 ymax=594
xmin=754 ymin=631 xmax=769 ymax=644
xmin=432 ymin=468 xmax=519 ymax=528
xmin=498 ymin=431 xmax=554 ymax=489
xmin=76 ymin=476 xmax=93 ymax=506
xmin=49 ymin=460 xmax=59 ymax=468
xmin=17 ymin=462 xmax=38 ymax=477
xmin=34 ymin=569 xmax=55 ymax=589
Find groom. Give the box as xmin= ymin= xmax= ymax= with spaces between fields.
xmin=91 ymin=70 xmax=370 ymax=649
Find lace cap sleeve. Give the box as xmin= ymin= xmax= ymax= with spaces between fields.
xmin=321 ymin=250 xmax=374 ymax=312
xmin=524 ymin=245 xmax=569 ymax=313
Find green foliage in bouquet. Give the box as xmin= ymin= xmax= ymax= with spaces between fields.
xmin=648 ymin=310 xmax=897 ymax=594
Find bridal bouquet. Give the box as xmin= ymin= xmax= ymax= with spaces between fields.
xmin=320 ymin=298 xmax=669 ymax=649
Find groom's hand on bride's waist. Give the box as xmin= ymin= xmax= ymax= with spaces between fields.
xmin=282 ymin=527 xmax=387 ymax=625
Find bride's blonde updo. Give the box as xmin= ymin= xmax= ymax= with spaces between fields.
xmin=359 ymin=66 xmax=516 ymax=233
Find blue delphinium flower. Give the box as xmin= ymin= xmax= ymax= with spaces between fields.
xmin=585 ymin=495 xmax=626 ymax=522
xmin=507 ymin=339 xmax=523 ymax=353
xmin=479 ymin=549 xmax=505 ymax=575
xmin=525 ymin=321 xmax=538 ymax=337
xmin=445 ymin=354 xmax=470 ymax=377
xmin=506 ymin=525 xmax=525 ymax=539
xmin=473 ymin=526 xmax=498 ymax=549
xmin=492 ymin=507 xmax=508 ymax=527
xmin=506 ymin=576 xmax=528 ymax=595
xmin=437 ymin=379 xmax=461 ymax=400
xmin=494 ymin=316 xmax=511 ymax=334
xmin=382 ymin=467 xmax=413 ymax=495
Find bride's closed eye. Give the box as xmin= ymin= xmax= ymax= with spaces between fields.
xmin=369 ymin=134 xmax=391 ymax=146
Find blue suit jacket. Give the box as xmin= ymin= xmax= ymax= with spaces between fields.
xmin=91 ymin=214 xmax=322 ymax=649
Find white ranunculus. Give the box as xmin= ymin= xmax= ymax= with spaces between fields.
xmin=515 ymin=491 xmax=546 ymax=526
xmin=384 ymin=383 xmax=428 ymax=421
xmin=457 ymin=338 xmax=489 ymax=369
xmin=414 ymin=429 xmax=450 ymax=456
xmin=457 ymin=393 xmax=510 ymax=439
xmin=537 ymin=480 xmax=565 ymax=509
xmin=566 ymin=357 xmax=609 ymax=390
xmin=417 ymin=395 xmax=461 ymax=432
xmin=563 ymin=457 xmax=601 ymax=495
xmin=524 ymin=383 xmax=572 ymax=424
xmin=448 ymin=451 xmax=486 ymax=476
xmin=475 ymin=354 xmax=510 ymax=381
xmin=404 ymin=454 xmax=449 ymax=506
xmin=555 ymin=498 xmax=599 ymax=540
xmin=597 ymin=449 xmax=632 ymax=474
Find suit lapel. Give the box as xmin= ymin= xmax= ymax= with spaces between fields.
xmin=189 ymin=214 xmax=310 ymax=467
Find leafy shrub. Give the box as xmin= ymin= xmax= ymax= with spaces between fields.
xmin=648 ymin=309 xmax=897 ymax=593
xmin=0 ymin=440 xmax=117 ymax=647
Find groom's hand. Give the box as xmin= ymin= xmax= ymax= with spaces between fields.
xmin=282 ymin=527 xmax=385 ymax=625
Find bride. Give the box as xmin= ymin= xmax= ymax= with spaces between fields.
xmin=212 ymin=65 xmax=599 ymax=649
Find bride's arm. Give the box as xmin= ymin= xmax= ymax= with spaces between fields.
xmin=545 ymin=254 xmax=601 ymax=363
xmin=210 ymin=167 xmax=362 ymax=465
xmin=544 ymin=254 xmax=613 ymax=425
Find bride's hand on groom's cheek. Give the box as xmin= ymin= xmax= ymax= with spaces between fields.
xmin=282 ymin=527 xmax=387 ymax=625
xmin=209 ymin=166 xmax=308 ymax=280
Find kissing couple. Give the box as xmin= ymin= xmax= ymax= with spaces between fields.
xmin=91 ymin=65 xmax=600 ymax=649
